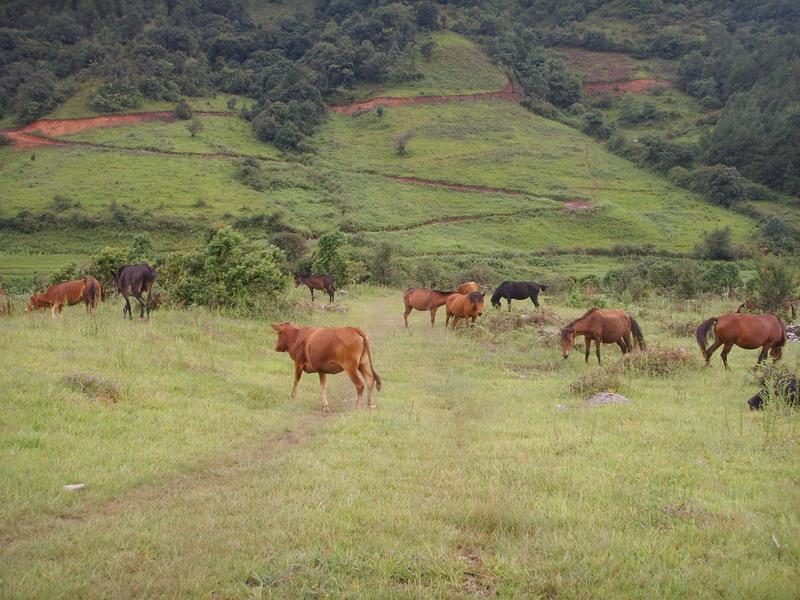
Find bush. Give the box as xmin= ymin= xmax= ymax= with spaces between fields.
xmin=394 ymin=131 xmax=413 ymax=156
xmin=702 ymin=262 xmax=741 ymax=295
xmin=693 ymin=227 xmax=737 ymax=261
xmin=187 ymin=117 xmax=204 ymax=137
xmin=173 ymin=99 xmax=192 ymax=120
xmin=685 ymin=165 xmax=745 ymax=207
xmin=761 ymin=217 xmax=797 ymax=254
xmin=312 ymin=232 xmax=351 ymax=287
xmin=750 ymin=257 xmax=797 ymax=311
xmin=367 ymin=242 xmax=395 ymax=285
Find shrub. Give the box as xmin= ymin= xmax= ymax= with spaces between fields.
xmin=750 ymin=256 xmax=797 ymax=311
xmin=702 ymin=262 xmax=741 ymax=295
xmin=312 ymin=232 xmax=351 ymax=287
xmin=173 ymin=99 xmax=192 ymax=120
xmin=693 ymin=227 xmax=737 ymax=261
xmin=368 ymin=242 xmax=395 ymax=285
xmin=187 ymin=117 xmax=204 ymax=137
xmin=686 ymin=165 xmax=745 ymax=207
xmin=394 ymin=131 xmax=413 ymax=156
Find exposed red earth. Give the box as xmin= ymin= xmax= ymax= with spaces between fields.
xmin=328 ymin=81 xmax=521 ymax=115
xmin=583 ymin=78 xmax=672 ymax=96
xmin=387 ymin=175 xmax=526 ymax=196
xmin=1 ymin=111 xmax=234 ymax=148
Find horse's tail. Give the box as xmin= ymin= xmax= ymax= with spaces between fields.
xmin=695 ymin=316 xmax=718 ymax=356
xmin=490 ymin=288 xmax=502 ymax=305
xmin=358 ymin=329 xmax=382 ymax=391
xmin=630 ymin=316 xmax=646 ymax=350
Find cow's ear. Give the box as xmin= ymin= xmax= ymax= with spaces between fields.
xmin=270 ymin=323 xmax=282 ymax=331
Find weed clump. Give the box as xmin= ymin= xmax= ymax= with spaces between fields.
xmin=570 ymin=369 xmax=621 ymax=396
xmin=62 ymin=372 xmax=121 ymax=403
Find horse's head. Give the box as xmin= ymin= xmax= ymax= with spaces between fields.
xmin=271 ymin=322 xmax=299 ymax=352
xmin=293 ymin=275 xmax=303 ymax=287
xmin=469 ymin=291 xmax=485 ymax=316
xmin=559 ymin=327 xmax=575 ymax=359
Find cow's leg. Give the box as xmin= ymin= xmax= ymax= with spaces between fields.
xmin=403 ymin=305 xmax=412 ymax=328
xmin=318 ymin=373 xmax=330 ymax=413
xmin=720 ymin=343 xmax=733 ymax=370
xmin=584 ymin=335 xmax=591 ymax=363
xmin=291 ymin=363 xmax=303 ymax=400
xmin=359 ymin=362 xmax=377 ymax=410
xmin=347 ymin=367 xmax=366 ymax=410
xmin=51 ymin=304 xmax=58 ymax=319
xmin=703 ymin=338 xmax=722 ymax=366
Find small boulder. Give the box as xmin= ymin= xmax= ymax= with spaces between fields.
xmin=586 ymin=392 xmax=631 ymax=407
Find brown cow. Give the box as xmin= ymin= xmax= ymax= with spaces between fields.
xmin=456 ymin=281 xmax=479 ymax=295
xmin=83 ymin=276 xmax=102 ymax=314
xmin=26 ymin=278 xmax=96 ymax=318
xmin=271 ymin=322 xmax=382 ymax=413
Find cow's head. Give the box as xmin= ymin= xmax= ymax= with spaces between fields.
xmin=25 ymin=295 xmax=44 ymax=312
xmin=559 ymin=326 xmax=575 ymax=359
xmin=271 ymin=322 xmax=299 ymax=352
xmin=293 ymin=275 xmax=303 ymax=287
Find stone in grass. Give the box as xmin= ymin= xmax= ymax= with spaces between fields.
xmin=64 ymin=483 xmax=87 ymax=491
xmin=586 ymin=392 xmax=632 ymax=407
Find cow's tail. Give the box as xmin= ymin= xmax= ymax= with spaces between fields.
xmin=358 ymin=329 xmax=382 ymax=391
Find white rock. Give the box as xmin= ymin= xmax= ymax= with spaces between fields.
xmin=64 ymin=483 xmax=87 ymax=491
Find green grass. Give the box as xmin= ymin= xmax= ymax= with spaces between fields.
xmin=352 ymin=31 xmax=508 ymax=99
xmin=1 ymin=288 xmax=798 ymax=597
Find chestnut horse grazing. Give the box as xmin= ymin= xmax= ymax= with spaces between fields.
xmin=27 ymin=279 xmax=92 ymax=318
xmin=696 ymin=313 xmax=785 ymax=369
xmin=295 ymin=273 xmax=335 ymax=303
xmin=271 ymin=322 xmax=382 ymax=412
xmin=738 ymin=298 xmax=796 ymax=321
xmin=445 ymin=291 xmax=485 ymax=329
xmin=560 ymin=308 xmax=646 ymax=364
xmin=403 ymin=287 xmax=455 ymax=327
xmin=456 ymin=281 xmax=479 ymax=294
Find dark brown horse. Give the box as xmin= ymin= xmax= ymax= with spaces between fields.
xmin=696 ymin=312 xmax=785 ymax=369
xmin=295 ymin=273 xmax=335 ymax=303
xmin=114 ymin=263 xmax=157 ymax=319
xmin=560 ymin=307 xmax=646 ymax=364
xmin=403 ymin=287 xmax=455 ymax=327
xmin=445 ymin=291 xmax=485 ymax=329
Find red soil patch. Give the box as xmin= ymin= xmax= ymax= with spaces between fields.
xmin=561 ymin=48 xmax=638 ymax=83
xmin=328 ymin=81 xmax=521 ymax=115
xmin=583 ymin=78 xmax=672 ymax=96
xmin=1 ymin=111 xmax=234 ymax=148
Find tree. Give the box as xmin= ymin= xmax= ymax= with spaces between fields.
xmin=368 ymin=243 xmax=395 ymax=285
xmin=751 ymin=256 xmax=796 ymax=311
xmin=394 ymin=131 xmax=413 ymax=156
xmin=312 ymin=232 xmax=351 ymax=286
xmin=416 ymin=2 xmax=440 ymax=30
xmin=420 ymin=41 xmax=436 ymax=63
xmin=703 ymin=262 xmax=741 ymax=296
xmin=174 ymin=99 xmax=192 ymax=120
xmin=187 ymin=117 xmax=204 ymax=137
xmin=694 ymin=227 xmax=736 ymax=261
xmin=14 ymin=72 xmax=60 ymax=123
xmin=127 ymin=234 xmax=156 ymax=264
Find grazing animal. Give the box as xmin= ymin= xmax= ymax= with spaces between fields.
xmin=82 ymin=276 xmax=102 ymax=314
xmin=26 ymin=278 xmax=90 ymax=318
xmin=445 ymin=291 xmax=485 ymax=329
xmin=403 ymin=287 xmax=455 ymax=328
xmin=737 ymin=298 xmax=796 ymax=321
xmin=113 ymin=263 xmax=157 ymax=319
xmin=271 ymin=322 xmax=382 ymax=412
xmin=0 ymin=287 xmax=11 ymax=316
xmin=456 ymin=281 xmax=479 ymax=295
xmin=696 ymin=312 xmax=785 ymax=369
xmin=560 ymin=307 xmax=646 ymax=364
xmin=295 ymin=273 xmax=336 ymax=303
xmin=491 ymin=281 xmax=548 ymax=311
xmin=748 ymin=377 xmax=799 ymax=410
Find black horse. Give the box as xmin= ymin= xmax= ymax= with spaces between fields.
xmin=748 ymin=377 xmax=799 ymax=410
xmin=113 ymin=263 xmax=157 ymax=319
xmin=490 ymin=281 xmax=548 ymax=311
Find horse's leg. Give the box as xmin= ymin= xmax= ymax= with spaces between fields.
xmin=703 ymin=338 xmax=723 ymax=366
xmin=346 ymin=367 xmax=365 ymax=410
xmin=623 ymin=332 xmax=633 ymax=353
xmin=720 ymin=343 xmax=733 ymax=370
xmin=328 ymin=287 xmax=334 ymax=303
xmin=291 ymin=363 xmax=303 ymax=400
xmin=404 ymin=305 xmax=412 ymax=328
xmin=757 ymin=345 xmax=769 ymax=365
xmin=430 ymin=308 xmax=438 ymax=328
xmin=318 ymin=373 xmax=330 ymax=413
xmin=595 ymin=339 xmax=602 ymax=365
xmin=133 ymin=292 xmax=146 ymax=319
xmin=617 ymin=340 xmax=628 ymax=355
xmin=507 ymin=299 xmax=511 ymax=312
xmin=444 ymin=311 xmax=451 ymax=329
xmin=584 ymin=335 xmax=591 ymax=364
xmin=310 ymin=287 xmax=315 ymax=302
xmin=531 ymin=294 xmax=539 ymax=309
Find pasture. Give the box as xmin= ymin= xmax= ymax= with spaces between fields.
xmin=1 ymin=287 xmax=798 ymax=597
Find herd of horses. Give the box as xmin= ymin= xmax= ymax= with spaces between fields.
xmin=7 ymin=268 xmax=795 ymax=412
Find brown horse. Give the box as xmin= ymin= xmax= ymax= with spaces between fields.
xmin=83 ymin=276 xmax=102 ymax=314
xmin=403 ymin=287 xmax=454 ymax=328
xmin=295 ymin=273 xmax=335 ymax=303
xmin=445 ymin=291 xmax=485 ymax=329
xmin=696 ymin=312 xmax=785 ymax=369
xmin=560 ymin=307 xmax=646 ymax=364
xmin=737 ymin=298 xmax=796 ymax=321
xmin=456 ymin=281 xmax=479 ymax=295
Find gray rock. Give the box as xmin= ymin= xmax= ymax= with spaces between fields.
xmin=63 ymin=483 xmax=87 ymax=491
xmin=586 ymin=392 xmax=631 ymax=407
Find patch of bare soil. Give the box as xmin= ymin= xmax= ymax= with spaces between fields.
xmin=328 ymin=81 xmax=521 ymax=115
xmin=456 ymin=547 xmax=495 ymax=597
xmin=583 ymin=78 xmax=672 ymax=96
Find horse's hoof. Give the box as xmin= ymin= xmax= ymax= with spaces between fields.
xmin=368 ymin=405 xmax=376 ymax=410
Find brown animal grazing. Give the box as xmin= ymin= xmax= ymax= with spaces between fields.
xmin=696 ymin=312 xmax=785 ymax=369
xmin=271 ymin=322 xmax=382 ymax=413
xmin=26 ymin=278 xmax=92 ymax=318
xmin=445 ymin=291 xmax=485 ymax=329
xmin=82 ymin=276 xmax=102 ymax=314
xmin=0 ymin=287 xmax=11 ymax=316
xmin=456 ymin=281 xmax=479 ymax=295
xmin=560 ymin=308 xmax=646 ymax=364
xmin=114 ymin=263 xmax=157 ymax=319
xmin=295 ymin=273 xmax=336 ymax=303
xmin=738 ymin=298 xmax=796 ymax=321
xmin=403 ymin=287 xmax=455 ymax=328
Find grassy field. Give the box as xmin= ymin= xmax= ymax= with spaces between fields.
xmin=1 ymin=287 xmax=798 ymax=597
xmin=352 ymin=30 xmax=509 ymax=99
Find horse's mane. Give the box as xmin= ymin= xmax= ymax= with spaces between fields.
xmin=467 ymin=291 xmax=484 ymax=303
xmin=560 ymin=307 xmax=601 ymax=338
